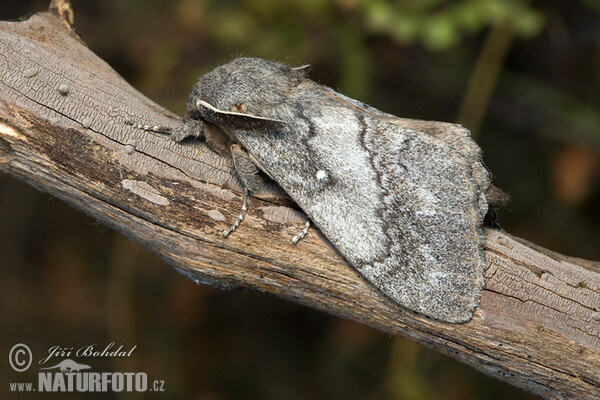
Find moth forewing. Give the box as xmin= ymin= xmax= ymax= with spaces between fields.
xmin=176 ymin=58 xmax=492 ymax=323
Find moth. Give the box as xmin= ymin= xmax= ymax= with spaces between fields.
xmin=134 ymin=58 xmax=503 ymax=323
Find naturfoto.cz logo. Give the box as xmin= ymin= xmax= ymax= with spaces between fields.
xmin=8 ymin=343 xmax=165 ymax=393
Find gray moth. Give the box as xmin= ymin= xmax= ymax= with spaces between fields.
xmin=135 ymin=57 xmax=503 ymax=323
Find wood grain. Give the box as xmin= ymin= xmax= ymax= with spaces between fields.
xmin=0 ymin=8 xmax=598 ymax=399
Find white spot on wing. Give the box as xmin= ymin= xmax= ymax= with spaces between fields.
xmin=316 ymin=170 xmax=328 ymax=181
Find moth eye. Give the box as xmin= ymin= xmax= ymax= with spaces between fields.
xmin=232 ymin=103 xmax=248 ymax=113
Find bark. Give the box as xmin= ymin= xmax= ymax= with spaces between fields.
xmin=0 ymin=7 xmax=598 ymax=399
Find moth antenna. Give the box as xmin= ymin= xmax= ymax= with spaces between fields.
xmin=125 ymin=120 xmax=173 ymax=134
xmin=222 ymin=188 xmax=248 ymax=238
xmin=291 ymin=220 xmax=311 ymax=244
xmin=292 ymin=64 xmax=311 ymax=76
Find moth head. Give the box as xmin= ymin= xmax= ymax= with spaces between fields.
xmin=185 ymin=58 xmax=307 ymax=131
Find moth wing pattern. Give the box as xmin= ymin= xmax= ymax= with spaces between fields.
xmin=317 ymin=86 xmax=491 ymax=220
xmin=192 ymin=59 xmax=489 ymax=323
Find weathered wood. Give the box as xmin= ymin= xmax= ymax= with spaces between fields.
xmin=0 ymin=8 xmax=598 ymax=400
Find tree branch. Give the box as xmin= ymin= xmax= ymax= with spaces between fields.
xmin=0 ymin=9 xmax=598 ymax=400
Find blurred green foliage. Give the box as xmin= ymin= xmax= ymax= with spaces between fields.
xmin=359 ymin=0 xmax=544 ymax=50
xmin=1 ymin=0 xmax=599 ymax=399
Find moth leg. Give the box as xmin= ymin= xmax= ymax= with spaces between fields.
xmin=203 ymin=124 xmax=232 ymax=157
xmin=171 ymin=120 xmax=205 ymax=142
xmin=222 ymin=144 xmax=267 ymax=237
xmin=291 ymin=220 xmax=311 ymax=244
xmin=170 ymin=119 xmax=233 ymax=160
xmin=230 ymin=144 xmax=266 ymax=193
xmin=228 ymin=144 xmax=311 ymax=241
xmin=222 ymin=188 xmax=248 ymax=238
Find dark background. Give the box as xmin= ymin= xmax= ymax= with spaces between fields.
xmin=1 ymin=1 xmax=598 ymax=399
